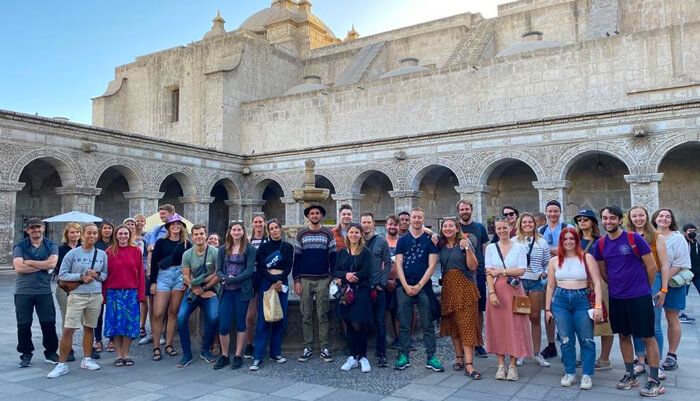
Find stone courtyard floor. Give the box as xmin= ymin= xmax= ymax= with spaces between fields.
xmin=0 ymin=270 xmax=698 ymax=400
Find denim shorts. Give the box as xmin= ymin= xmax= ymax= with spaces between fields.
xmin=156 ymin=266 xmax=184 ymax=292
xmin=522 ymin=278 xmax=545 ymax=293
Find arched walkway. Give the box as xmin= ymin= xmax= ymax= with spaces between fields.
xmin=209 ymin=178 xmax=242 ymax=239
xmin=315 ymin=175 xmax=337 ymax=224
xmin=358 ymin=171 xmax=394 ymax=223
xmin=565 ymin=153 xmax=630 ymax=219
xmin=658 ymin=142 xmax=700 ymax=224
xmin=159 ymin=173 xmax=196 ymax=214
xmin=414 ymin=166 xmax=460 ymax=229
xmin=15 ymin=158 xmax=66 ymax=242
xmin=95 ymin=167 xmax=132 ymax=224
xmin=485 ymin=160 xmax=539 ymax=220
xmin=259 ymin=180 xmax=286 ymax=224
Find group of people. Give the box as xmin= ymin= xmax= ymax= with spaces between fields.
xmin=12 ymin=199 xmax=699 ymax=398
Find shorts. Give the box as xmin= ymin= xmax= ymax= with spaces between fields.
xmin=64 ymin=293 xmax=103 ymax=329
xmin=663 ymin=285 xmax=686 ymax=311
xmin=476 ymin=274 xmax=486 ymax=312
xmin=156 ymin=266 xmax=184 ymax=292
xmin=522 ymin=278 xmax=545 ymax=293
xmin=609 ymin=294 xmax=654 ymax=338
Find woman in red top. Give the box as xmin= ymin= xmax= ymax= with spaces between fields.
xmin=104 ymin=225 xmax=145 ymax=366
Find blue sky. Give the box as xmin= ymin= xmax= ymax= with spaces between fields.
xmin=0 ymin=0 xmax=507 ymax=124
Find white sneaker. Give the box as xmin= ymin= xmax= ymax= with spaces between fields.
xmin=47 ymin=363 xmax=68 ymax=379
xmin=138 ymin=334 xmax=153 ymax=345
xmin=534 ymin=353 xmax=551 ymax=367
xmin=516 ymin=357 xmax=523 ymax=366
xmin=340 ymin=356 xmax=358 ymax=371
xmin=658 ymin=367 xmax=666 ymax=381
xmin=80 ymin=357 xmax=100 ymax=371
xmin=359 ymin=357 xmax=371 ymax=373
xmin=580 ymin=375 xmax=593 ymax=390
xmin=561 ymin=373 xmax=576 ymax=387
xmin=159 ymin=335 xmax=166 ymax=345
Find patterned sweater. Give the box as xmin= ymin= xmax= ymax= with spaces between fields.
xmin=292 ymin=227 xmax=336 ymax=280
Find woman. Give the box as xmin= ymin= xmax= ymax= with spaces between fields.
xmin=104 ymin=225 xmax=145 ymax=366
xmin=333 ymin=223 xmax=373 ymax=373
xmin=131 ymin=214 xmax=151 ymax=339
xmin=652 ymin=208 xmax=691 ymax=372
xmin=485 ymin=218 xmax=532 ymax=381
xmin=512 ymin=212 xmax=551 ymax=367
xmin=207 ymin=233 xmax=221 ymax=247
xmin=250 ymin=219 xmax=294 ymax=371
xmin=491 ymin=206 xmax=519 ymax=243
xmin=438 ymin=217 xmax=481 ymax=378
xmin=150 ymin=214 xmax=191 ymax=361
xmin=215 ymin=221 xmax=257 ymax=370
xmin=628 ymin=206 xmax=669 ymax=378
xmin=54 ymin=222 xmax=81 ymax=362
xmin=94 ymin=220 xmax=115 ymax=353
xmin=245 ymin=214 xmax=268 ymax=359
xmin=545 ymin=228 xmax=603 ymax=390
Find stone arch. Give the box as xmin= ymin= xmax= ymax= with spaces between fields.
xmin=249 ymin=175 xmax=290 ymax=200
xmin=89 ymin=159 xmax=146 ymax=192
xmin=657 ymin=137 xmax=700 ymax=223
xmin=649 ymin=132 xmax=700 ymax=173
xmin=154 ymin=168 xmax=197 ymax=197
xmin=556 ymin=142 xmax=637 ymax=181
xmin=476 ymin=150 xmax=545 ymax=185
xmin=407 ymin=159 xmax=466 ymax=191
xmin=482 ymin=158 xmax=540 ymax=219
xmin=10 ymin=149 xmax=81 ymax=187
xmin=204 ymin=174 xmax=242 ymax=201
xmin=350 ymin=165 xmax=398 ymax=194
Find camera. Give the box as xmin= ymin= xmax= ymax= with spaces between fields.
xmin=506 ymin=276 xmax=520 ymax=287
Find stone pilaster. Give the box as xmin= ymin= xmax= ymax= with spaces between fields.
xmin=624 ymin=174 xmax=663 ymax=212
xmin=179 ymin=195 xmax=214 ymax=227
xmin=532 ymin=180 xmax=571 ymax=215
xmin=388 ymin=190 xmax=421 ymax=215
xmin=56 ymin=186 xmax=102 ymax=214
xmin=231 ymin=199 xmax=266 ymax=226
xmin=331 ymin=193 xmax=365 ymax=215
xmin=123 ymin=191 xmax=164 ymax=217
xmin=454 ymin=185 xmax=490 ymax=224
xmin=224 ymin=199 xmax=243 ymax=223
xmin=281 ymin=197 xmax=304 ymax=226
xmin=0 ymin=181 xmax=25 ymax=264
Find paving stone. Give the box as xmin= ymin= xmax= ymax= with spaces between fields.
xmin=392 ymin=383 xmax=457 ymax=401
xmin=209 ymin=387 xmax=265 ymax=401
xmin=316 ymin=389 xmax=384 ymax=401
xmin=158 ymin=382 xmax=226 ymax=399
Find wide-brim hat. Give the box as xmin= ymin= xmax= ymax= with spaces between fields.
xmin=304 ymin=204 xmax=326 ymax=217
xmin=574 ymin=209 xmax=598 ymax=224
xmin=164 ymin=213 xmax=187 ymax=229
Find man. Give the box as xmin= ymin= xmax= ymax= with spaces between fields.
xmin=456 ymin=200 xmax=489 ymax=358
xmin=360 ymin=212 xmax=392 ymax=367
xmin=593 ymin=205 xmax=665 ymax=397
xmin=680 ymin=224 xmax=698 ymax=323
xmin=145 ymin=204 xmax=176 ymax=251
xmin=177 ymin=224 xmax=220 ymax=367
xmin=13 ymin=218 xmax=59 ymax=368
xmin=332 ymin=204 xmax=353 ymax=250
xmin=293 ymin=204 xmax=336 ymax=363
xmin=394 ymin=207 xmax=443 ymax=372
xmin=384 ymin=215 xmax=402 ymax=348
xmin=398 ymin=211 xmax=411 ymax=237
xmin=490 ymin=206 xmax=519 ymax=243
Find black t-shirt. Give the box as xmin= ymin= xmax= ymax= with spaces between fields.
xmin=460 ymin=221 xmax=489 ymax=274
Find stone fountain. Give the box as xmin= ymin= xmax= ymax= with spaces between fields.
xmin=292 ymin=159 xmax=329 ymax=211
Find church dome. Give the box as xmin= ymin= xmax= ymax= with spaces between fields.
xmin=380 ymin=58 xmax=431 ymax=79
xmin=284 ymin=75 xmax=329 ymax=95
xmin=240 ymin=0 xmax=337 ymax=39
xmin=496 ymin=31 xmax=564 ymax=57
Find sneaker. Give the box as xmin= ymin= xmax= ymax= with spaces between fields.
xmin=18 ymin=353 xmax=32 ymax=368
xmin=561 ymin=373 xmax=576 ymax=387
xmin=138 ymin=334 xmax=153 ymax=345
xmin=679 ymin=312 xmax=696 ymax=324
xmin=395 ymin=354 xmax=411 ymax=370
xmin=90 ymin=349 xmax=101 ymax=360
xmin=495 ymin=365 xmax=506 ymax=380
xmin=516 ymin=357 xmax=523 ymax=366
xmin=231 ymin=355 xmax=243 ymax=370
xmin=243 ymin=344 xmax=255 ymax=359
xmin=67 ymin=349 xmax=76 ymax=362
xmin=594 ymin=359 xmax=612 ymax=371
xmin=200 ymin=351 xmax=215 ymax=363
xmin=320 ymin=348 xmax=334 ymax=362
xmin=617 ymin=372 xmax=640 ymax=390
xmin=177 ymin=354 xmax=194 ymax=368
xmin=662 ymin=355 xmax=678 ymax=371
xmin=506 ymin=365 xmax=519 ymax=381
xmin=658 ymin=368 xmax=666 ymax=381
xmin=377 ymin=354 xmax=388 ymax=368
xmin=634 ymin=363 xmax=647 ymax=375
xmin=359 ymin=357 xmax=371 ymax=373
xmin=580 ymin=375 xmax=593 ymax=390
xmin=390 ymin=338 xmax=399 ymax=349
xmin=250 ymin=360 xmax=261 ymax=371
xmin=640 ymin=379 xmax=665 ymax=397
xmin=269 ymin=355 xmax=287 ymax=363
xmin=474 ymin=345 xmax=488 ymax=358
xmin=298 ymin=348 xmax=312 ymax=362
xmin=159 ymin=335 xmax=166 ymax=345
xmin=534 ymin=353 xmax=551 ymax=367
xmin=44 ymin=352 xmax=59 ymax=365
xmin=540 ymin=344 xmax=558 ymax=359
xmin=341 ymin=356 xmax=358 ymax=371
xmin=46 ymin=363 xmax=68 ymax=378
xmin=80 ymin=357 xmax=100 ymax=371
xmin=425 ymin=356 xmax=444 ymax=372
xmin=213 ymin=355 xmax=229 ymax=370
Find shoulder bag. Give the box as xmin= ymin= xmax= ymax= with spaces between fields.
xmin=583 ymin=257 xmax=608 ymax=323
xmin=496 ymin=243 xmax=531 ymax=315
xmin=58 ymin=248 xmax=97 ymax=293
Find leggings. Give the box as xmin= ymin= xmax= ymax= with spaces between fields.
xmin=344 ymin=319 xmax=369 ymax=359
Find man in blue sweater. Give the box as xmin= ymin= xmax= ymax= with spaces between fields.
xmin=293 ymin=204 xmax=336 ymax=363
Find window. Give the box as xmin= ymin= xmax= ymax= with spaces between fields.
xmin=170 ymin=88 xmax=179 ymax=123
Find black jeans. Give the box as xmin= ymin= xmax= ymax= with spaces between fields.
xmin=372 ymin=289 xmax=387 ymax=356
xmin=15 ymin=293 xmax=58 ymax=356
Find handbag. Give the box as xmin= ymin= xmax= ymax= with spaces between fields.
xmin=340 ymin=285 xmax=355 ymax=306
xmin=669 ymin=269 xmax=694 ymax=288
xmin=58 ymin=248 xmax=97 ymax=293
xmin=495 ymin=243 xmax=531 ymax=315
xmin=584 ymin=258 xmax=608 ymax=323
xmin=263 ymin=287 xmax=283 ymax=322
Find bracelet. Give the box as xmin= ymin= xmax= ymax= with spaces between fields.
xmin=488 ymin=291 xmax=495 ymax=295
xmin=545 ymin=309 xmax=551 ymax=312
xmin=595 ymin=304 xmax=603 ymax=309
xmin=660 ymin=288 xmax=668 ymax=294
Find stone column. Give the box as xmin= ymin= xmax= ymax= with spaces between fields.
xmin=532 ymin=180 xmax=571 ymax=215
xmin=281 ymin=197 xmax=304 ymax=226
xmin=331 ymin=193 xmax=364 ymax=215
xmin=233 ymin=199 xmax=266 ymax=225
xmin=56 ymin=186 xmax=102 ymax=214
xmin=224 ymin=199 xmax=243 ymax=222
xmin=389 ymin=190 xmax=421 ymax=215
xmin=624 ymin=174 xmax=663 ymax=212
xmin=179 ymin=195 xmax=214 ymax=227
xmin=123 ymin=191 xmax=164 ymax=217
xmin=454 ymin=185 xmax=490 ymax=223
xmin=0 ymin=181 xmax=25 ymax=264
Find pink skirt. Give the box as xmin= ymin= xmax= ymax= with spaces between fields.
xmin=485 ymin=278 xmax=534 ymax=358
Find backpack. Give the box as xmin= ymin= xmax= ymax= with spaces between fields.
xmin=539 ymin=222 xmax=567 ymax=235
xmin=597 ymin=231 xmax=640 ymax=258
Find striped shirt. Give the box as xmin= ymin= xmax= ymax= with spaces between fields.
xmin=512 ymin=236 xmax=550 ymax=280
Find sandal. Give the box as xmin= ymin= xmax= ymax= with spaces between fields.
xmin=152 ymin=348 xmax=162 ymax=361
xmin=107 ymin=341 xmax=116 ymax=353
xmin=465 ymin=363 xmax=482 ymax=380
xmin=114 ymin=358 xmax=125 ymax=367
xmin=124 ymin=358 xmax=134 ymax=366
xmin=94 ymin=342 xmax=103 ymax=353
xmin=453 ymin=355 xmax=465 ymax=371
xmin=139 ymin=327 xmax=147 ymax=338
xmin=165 ymin=345 xmax=178 ymax=356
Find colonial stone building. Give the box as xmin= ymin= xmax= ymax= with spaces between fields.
xmin=2 ymin=0 xmax=700 ymax=262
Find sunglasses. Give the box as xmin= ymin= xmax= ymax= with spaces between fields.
xmin=576 ymin=217 xmax=590 ymax=223
xmin=503 ymin=212 xmax=516 ymax=217
xmin=27 ymin=225 xmax=43 ymax=230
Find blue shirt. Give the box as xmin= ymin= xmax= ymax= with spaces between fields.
xmin=540 ymin=222 xmax=573 ymax=248
xmin=13 ymin=237 xmax=58 ymax=295
xmin=396 ymin=232 xmax=439 ymax=285
xmin=145 ymin=224 xmax=167 ymax=246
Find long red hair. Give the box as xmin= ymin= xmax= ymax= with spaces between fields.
xmin=557 ymin=227 xmax=585 ymax=268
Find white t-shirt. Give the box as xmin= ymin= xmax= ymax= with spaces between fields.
xmin=665 ymin=231 xmax=691 ymax=270
xmin=485 ymin=242 xmax=527 ymax=271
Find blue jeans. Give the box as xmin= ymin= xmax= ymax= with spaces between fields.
xmin=253 ymin=278 xmax=288 ymax=361
xmin=219 ymin=290 xmax=249 ymax=335
xmin=552 ymin=287 xmax=595 ymax=375
xmin=177 ymin=292 xmax=219 ymax=357
xmin=372 ymin=288 xmax=387 ymax=356
xmin=633 ymin=272 xmax=663 ymax=358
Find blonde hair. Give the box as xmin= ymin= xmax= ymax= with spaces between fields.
xmin=515 ymin=212 xmax=542 ymax=241
xmin=343 ymin=224 xmax=365 ymax=254
xmin=626 ymin=205 xmax=655 ymax=245
xmin=108 ymin=225 xmax=135 ymax=256
xmin=61 ymin=222 xmax=82 ymax=244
